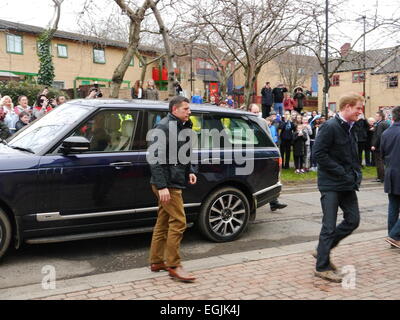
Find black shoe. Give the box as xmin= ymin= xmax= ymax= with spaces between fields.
xmin=373 ymin=179 xmax=382 ymax=183
xmin=270 ymin=203 xmax=287 ymax=211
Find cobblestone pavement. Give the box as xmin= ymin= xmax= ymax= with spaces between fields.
xmin=37 ymin=235 xmax=400 ymax=300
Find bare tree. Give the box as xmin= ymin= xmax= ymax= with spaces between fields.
xmin=188 ymin=0 xmax=311 ymax=106
xmin=301 ymin=0 xmax=396 ymax=112
xmin=108 ymin=0 xmax=153 ymax=98
xmin=192 ymin=41 xmax=241 ymax=101
xmin=275 ymin=47 xmax=319 ymax=93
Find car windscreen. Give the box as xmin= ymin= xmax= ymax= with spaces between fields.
xmin=8 ymin=103 xmax=93 ymax=154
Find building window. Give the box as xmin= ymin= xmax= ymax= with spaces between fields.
xmin=93 ymin=48 xmax=106 ymax=64
xmin=6 ymin=34 xmax=23 ymax=54
xmin=352 ymin=72 xmax=365 ymax=83
xmin=52 ymin=81 xmax=65 ymax=89
xmin=129 ymin=57 xmax=134 ymax=66
xmin=387 ymin=75 xmax=398 ymax=88
xmin=331 ymin=75 xmax=340 ymax=86
xmin=57 ymin=44 xmax=68 ymax=58
xmin=329 ymin=102 xmax=337 ymax=112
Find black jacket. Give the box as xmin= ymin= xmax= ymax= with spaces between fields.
xmin=372 ymin=120 xmax=390 ymax=151
xmin=293 ymin=130 xmax=307 ymax=156
xmin=272 ymin=87 xmax=288 ymax=103
xmin=313 ymin=114 xmax=362 ymax=192
xmin=0 ymin=121 xmax=10 ymax=140
xmin=148 ymin=113 xmax=195 ymax=190
xmin=293 ymin=92 xmax=305 ymax=109
xmin=354 ymin=118 xmax=369 ymax=143
xmin=381 ymin=122 xmax=400 ymax=195
xmin=279 ymin=120 xmax=296 ymax=141
xmin=261 ymin=87 xmax=273 ymax=105
xmin=15 ymin=120 xmax=27 ymax=132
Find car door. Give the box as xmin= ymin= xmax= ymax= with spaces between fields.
xmin=37 ymin=109 xmax=143 ymax=227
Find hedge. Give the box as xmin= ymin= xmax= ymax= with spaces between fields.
xmin=0 ymin=81 xmax=69 ymax=106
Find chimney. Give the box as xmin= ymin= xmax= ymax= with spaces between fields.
xmin=340 ymin=43 xmax=351 ymax=56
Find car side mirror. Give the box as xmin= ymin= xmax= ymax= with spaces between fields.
xmin=60 ymin=136 xmax=90 ymax=154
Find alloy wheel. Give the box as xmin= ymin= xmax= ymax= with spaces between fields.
xmin=208 ymin=194 xmax=246 ymax=237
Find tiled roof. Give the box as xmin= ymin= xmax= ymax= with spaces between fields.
xmin=330 ymin=46 xmax=400 ymax=73
xmin=0 ymin=19 xmax=162 ymax=54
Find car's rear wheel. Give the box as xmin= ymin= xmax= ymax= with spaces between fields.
xmin=0 ymin=209 xmax=12 ymax=261
xmin=198 ymin=187 xmax=250 ymax=242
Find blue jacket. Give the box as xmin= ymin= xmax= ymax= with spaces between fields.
xmin=268 ymin=125 xmax=278 ymax=144
xmin=381 ymin=122 xmax=400 ymax=195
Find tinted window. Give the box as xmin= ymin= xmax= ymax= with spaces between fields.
xmin=201 ymin=115 xmax=274 ymax=149
xmin=69 ymin=110 xmax=138 ymax=152
xmin=147 ymin=110 xmax=168 ymax=130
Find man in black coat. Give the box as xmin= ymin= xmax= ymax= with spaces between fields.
xmin=261 ymin=82 xmax=273 ymax=118
xmin=147 ymin=96 xmax=197 ymax=282
xmin=312 ymin=93 xmax=364 ymax=282
xmin=371 ymin=110 xmax=390 ymax=182
xmin=381 ymin=106 xmax=400 ymax=248
xmin=355 ymin=115 xmax=369 ymax=166
xmin=272 ymin=84 xmax=288 ymax=116
xmin=279 ymin=111 xmax=296 ymax=169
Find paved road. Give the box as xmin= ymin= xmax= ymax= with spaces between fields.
xmin=0 ymin=182 xmax=388 ymax=290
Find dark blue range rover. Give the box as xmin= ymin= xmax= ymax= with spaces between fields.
xmin=0 ymin=99 xmax=281 ymax=259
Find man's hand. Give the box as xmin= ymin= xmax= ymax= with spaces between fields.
xmin=371 ymin=146 xmax=376 ymax=151
xmin=189 ymin=173 xmax=197 ymax=185
xmin=158 ymin=188 xmax=170 ymax=203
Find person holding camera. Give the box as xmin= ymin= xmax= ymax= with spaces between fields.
xmin=86 ymin=87 xmax=103 ymax=99
xmin=32 ymin=95 xmax=53 ymax=120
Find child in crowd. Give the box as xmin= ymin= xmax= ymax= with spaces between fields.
xmin=293 ymin=124 xmax=307 ymax=174
xmin=266 ymin=116 xmax=278 ymax=144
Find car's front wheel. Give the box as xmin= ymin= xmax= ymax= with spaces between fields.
xmin=198 ymin=187 xmax=250 ymax=242
xmin=0 ymin=209 xmax=12 ymax=261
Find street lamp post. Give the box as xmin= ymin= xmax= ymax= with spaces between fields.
xmin=324 ymin=0 xmax=329 ymax=117
xmin=362 ymin=15 xmax=366 ymax=108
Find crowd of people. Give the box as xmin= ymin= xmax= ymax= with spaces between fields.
xmin=207 ymin=82 xmax=392 ymax=182
xmin=0 ymin=88 xmax=68 ymax=139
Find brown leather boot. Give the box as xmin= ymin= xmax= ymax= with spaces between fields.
xmin=150 ymin=262 xmax=167 ymax=272
xmin=167 ymin=266 xmax=196 ymax=282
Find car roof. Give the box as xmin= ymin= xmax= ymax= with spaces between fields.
xmin=67 ymin=99 xmax=255 ymax=116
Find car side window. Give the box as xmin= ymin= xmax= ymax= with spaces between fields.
xmin=201 ymin=115 xmax=274 ymax=149
xmin=189 ymin=114 xmax=202 ymax=149
xmin=69 ymin=110 xmax=138 ymax=152
xmin=148 ymin=111 xmax=167 ymax=130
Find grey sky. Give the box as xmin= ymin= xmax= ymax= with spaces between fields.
xmin=0 ymin=0 xmax=398 ymax=50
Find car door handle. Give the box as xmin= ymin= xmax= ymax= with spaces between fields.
xmin=110 ymin=162 xmax=133 ymax=169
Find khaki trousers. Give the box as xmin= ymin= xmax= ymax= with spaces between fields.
xmin=149 ymin=185 xmax=187 ymax=268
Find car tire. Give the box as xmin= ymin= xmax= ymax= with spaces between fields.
xmin=0 ymin=209 xmax=12 ymax=261
xmin=198 ymin=187 xmax=250 ymax=242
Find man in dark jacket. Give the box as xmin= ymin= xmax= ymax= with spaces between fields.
xmin=261 ymin=82 xmax=273 ymax=118
xmin=147 ymin=96 xmax=197 ymax=282
xmin=381 ymin=106 xmax=400 ymax=248
xmin=355 ymin=115 xmax=369 ymax=166
xmin=371 ymin=110 xmax=390 ymax=182
xmin=279 ymin=111 xmax=296 ymax=169
xmin=272 ymin=84 xmax=288 ymax=116
xmin=312 ymin=93 xmax=364 ymax=282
